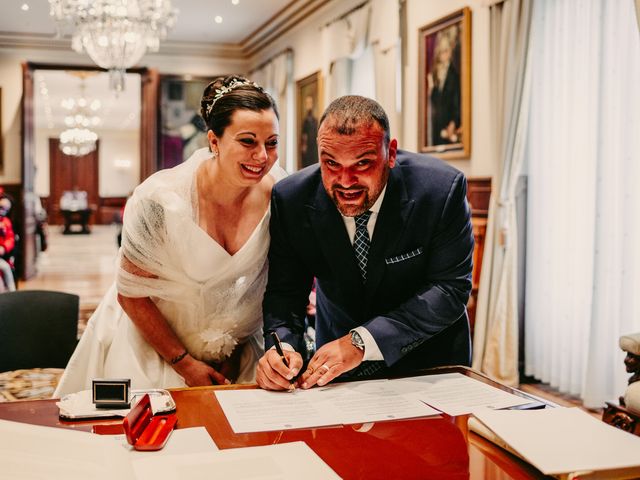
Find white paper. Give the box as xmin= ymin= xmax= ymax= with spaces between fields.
xmin=114 ymin=426 xmax=219 ymax=457
xmin=391 ymin=373 xmax=532 ymax=415
xmin=215 ymin=388 xmax=341 ymax=433
xmin=215 ymin=380 xmax=439 ymax=433
xmin=0 ymin=419 xmax=135 ymax=480
xmin=473 ymin=407 xmax=640 ymax=475
xmin=304 ymin=380 xmax=440 ymax=424
xmin=131 ymin=441 xmax=341 ymax=480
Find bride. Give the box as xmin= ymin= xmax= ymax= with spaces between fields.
xmin=55 ymin=75 xmax=285 ymax=397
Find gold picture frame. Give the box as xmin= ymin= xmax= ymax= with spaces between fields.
xmin=418 ymin=7 xmax=472 ymax=159
xmin=296 ymin=71 xmax=323 ymax=170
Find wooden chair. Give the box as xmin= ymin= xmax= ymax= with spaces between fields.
xmin=0 ymin=290 xmax=79 ymax=372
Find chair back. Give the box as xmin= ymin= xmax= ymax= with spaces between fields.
xmin=0 ymin=290 xmax=79 ymax=372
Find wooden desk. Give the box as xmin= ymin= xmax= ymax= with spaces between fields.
xmin=61 ymin=208 xmax=92 ymax=234
xmin=0 ymin=367 xmax=550 ymax=479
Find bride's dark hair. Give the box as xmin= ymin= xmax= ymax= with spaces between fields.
xmin=200 ymin=75 xmax=279 ymax=137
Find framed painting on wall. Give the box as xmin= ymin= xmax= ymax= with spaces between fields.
xmin=158 ymin=75 xmax=213 ymax=171
xmin=296 ymin=72 xmax=323 ymax=170
xmin=418 ymin=7 xmax=472 ymax=159
xmin=0 ymin=87 xmax=3 ymax=174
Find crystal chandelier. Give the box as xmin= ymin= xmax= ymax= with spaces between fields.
xmin=60 ymin=127 xmax=98 ymax=156
xmin=59 ymin=75 xmax=100 ymax=157
xmin=48 ymin=0 xmax=178 ymax=92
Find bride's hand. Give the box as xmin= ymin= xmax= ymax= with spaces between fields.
xmin=173 ymin=354 xmax=229 ymax=386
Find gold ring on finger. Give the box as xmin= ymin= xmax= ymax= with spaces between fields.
xmin=319 ymin=364 xmax=330 ymax=374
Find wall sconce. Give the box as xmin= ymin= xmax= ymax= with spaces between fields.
xmin=114 ymin=158 xmax=132 ymax=170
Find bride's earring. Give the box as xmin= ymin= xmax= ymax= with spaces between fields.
xmin=212 ymin=149 xmax=218 ymax=159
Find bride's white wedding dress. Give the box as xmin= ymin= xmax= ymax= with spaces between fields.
xmin=54 ymin=148 xmax=284 ymax=397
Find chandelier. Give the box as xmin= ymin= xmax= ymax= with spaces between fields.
xmin=48 ymin=0 xmax=178 ymax=92
xmin=59 ymin=74 xmax=100 ymax=157
xmin=60 ymin=128 xmax=98 ymax=156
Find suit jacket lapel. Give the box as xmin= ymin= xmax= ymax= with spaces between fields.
xmin=365 ymin=168 xmax=415 ymax=302
xmin=306 ymin=183 xmax=364 ymax=293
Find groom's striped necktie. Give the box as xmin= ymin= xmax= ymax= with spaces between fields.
xmin=354 ymin=211 xmax=372 ymax=282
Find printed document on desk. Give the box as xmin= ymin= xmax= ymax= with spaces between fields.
xmin=472 ymin=407 xmax=640 ymax=478
xmin=215 ymin=380 xmax=439 ymax=433
xmin=114 ymin=426 xmax=219 ymax=456
xmin=0 ymin=419 xmax=135 ymax=480
xmin=131 ymin=441 xmax=341 ymax=479
xmin=215 ymin=388 xmax=341 ymax=432
xmin=390 ymin=373 xmax=532 ymax=415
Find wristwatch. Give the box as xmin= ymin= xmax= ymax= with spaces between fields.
xmin=350 ymin=330 xmax=365 ymax=351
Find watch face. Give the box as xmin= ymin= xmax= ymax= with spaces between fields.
xmin=351 ymin=331 xmax=365 ymax=349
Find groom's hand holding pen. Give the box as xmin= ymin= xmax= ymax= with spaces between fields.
xmin=271 ymin=332 xmax=297 ymax=391
xmin=255 ymin=332 xmax=303 ymax=391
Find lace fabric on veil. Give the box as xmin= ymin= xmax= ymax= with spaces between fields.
xmin=54 ymin=147 xmax=285 ymax=396
xmin=117 ymin=147 xmax=282 ymax=364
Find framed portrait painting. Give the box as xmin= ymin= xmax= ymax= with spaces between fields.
xmin=158 ymin=75 xmax=213 ymax=171
xmin=296 ymin=72 xmax=323 ymax=170
xmin=0 ymin=87 xmax=3 ymax=174
xmin=418 ymin=7 xmax=472 ymax=159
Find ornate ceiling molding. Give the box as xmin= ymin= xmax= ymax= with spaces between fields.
xmin=0 ymin=0 xmax=333 ymax=60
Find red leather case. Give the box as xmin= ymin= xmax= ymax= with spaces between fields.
xmin=122 ymin=393 xmax=177 ymax=451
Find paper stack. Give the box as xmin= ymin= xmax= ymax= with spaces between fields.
xmin=471 ymin=407 xmax=640 ymax=479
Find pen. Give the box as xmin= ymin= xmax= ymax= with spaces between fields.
xmin=271 ymin=331 xmax=290 ymax=368
xmin=271 ymin=332 xmax=296 ymax=391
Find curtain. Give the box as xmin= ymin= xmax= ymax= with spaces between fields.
xmin=319 ymin=0 xmax=400 ymax=134
xmin=471 ymin=0 xmax=533 ymax=387
xmin=249 ymin=51 xmax=293 ymax=171
xmin=271 ymin=52 xmax=291 ymax=170
xmin=321 ymin=8 xmax=362 ymax=104
xmin=250 ymin=64 xmax=270 ymax=93
xmin=371 ymin=0 xmax=401 ymax=137
xmin=524 ymin=0 xmax=640 ymax=408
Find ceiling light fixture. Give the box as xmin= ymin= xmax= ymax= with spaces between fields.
xmin=48 ymin=0 xmax=178 ymax=92
xmin=59 ymin=72 xmax=100 ymax=157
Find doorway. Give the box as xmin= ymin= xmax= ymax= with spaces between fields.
xmin=20 ymin=63 xmax=158 ymax=279
xmin=48 ymin=138 xmax=99 ymax=226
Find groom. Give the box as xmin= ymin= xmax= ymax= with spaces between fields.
xmin=257 ymin=95 xmax=474 ymax=391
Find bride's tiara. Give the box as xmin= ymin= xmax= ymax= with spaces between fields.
xmin=206 ymin=79 xmax=260 ymax=116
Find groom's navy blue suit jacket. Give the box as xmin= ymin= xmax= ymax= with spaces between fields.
xmin=263 ymin=150 xmax=474 ymax=376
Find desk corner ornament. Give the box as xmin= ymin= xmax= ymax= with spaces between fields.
xmin=603 ymin=333 xmax=640 ymax=436
xmin=92 ymin=378 xmax=131 ymax=409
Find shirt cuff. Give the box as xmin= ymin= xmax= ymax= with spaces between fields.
xmin=269 ymin=343 xmax=295 ymax=352
xmin=352 ymin=327 xmax=384 ymax=361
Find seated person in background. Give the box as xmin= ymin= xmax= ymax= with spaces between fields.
xmin=60 ymin=187 xmax=88 ymax=211
xmin=33 ymin=193 xmax=48 ymax=253
xmin=620 ymin=333 xmax=640 ymax=415
xmin=55 ymin=75 xmax=285 ymax=397
xmin=257 ymin=95 xmax=474 ymax=391
xmin=0 ymin=193 xmax=16 ymax=292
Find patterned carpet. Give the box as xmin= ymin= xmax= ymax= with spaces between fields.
xmin=0 ymin=369 xmax=64 ymax=402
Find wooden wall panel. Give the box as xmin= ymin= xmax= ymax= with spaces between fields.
xmin=48 ymin=138 xmax=99 ymax=225
xmin=21 ymin=63 xmax=37 ymax=280
xmin=42 ymin=196 xmax=126 ymax=225
xmin=466 ymin=177 xmax=492 ymax=337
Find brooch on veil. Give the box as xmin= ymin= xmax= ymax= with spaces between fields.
xmin=200 ymin=328 xmax=238 ymax=361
